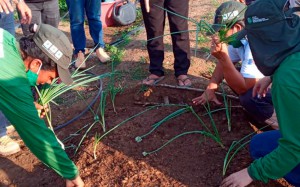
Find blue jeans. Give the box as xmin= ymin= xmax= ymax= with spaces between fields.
xmin=0 ymin=11 xmax=14 ymax=138
xmin=250 ymin=130 xmax=300 ymax=186
xmin=0 ymin=112 xmax=9 ymax=137
xmin=66 ymin=0 xmax=104 ymax=54
xmin=239 ymin=87 xmax=278 ymax=129
xmin=0 ymin=11 xmax=15 ymax=36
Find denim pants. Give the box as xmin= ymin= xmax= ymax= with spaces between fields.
xmin=20 ymin=0 xmax=60 ymax=36
xmin=250 ymin=130 xmax=300 ymax=186
xmin=0 ymin=11 xmax=14 ymax=138
xmin=239 ymin=87 xmax=278 ymax=129
xmin=0 ymin=11 xmax=15 ymax=36
xmin=0 ymin=112 xmax=9 ymax=137
xmin=140 ymin=0 xmax=191 ymax=77
xmin=66 ymin=0 xmax=104 ymax=54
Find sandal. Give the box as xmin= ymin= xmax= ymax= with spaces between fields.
xmin=142 ymin=75 xmax=165 ymax=86
xmin=177 ymin=75 xmax=192 ymax=87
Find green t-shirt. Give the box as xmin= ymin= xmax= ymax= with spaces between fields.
xmin=0 ymin=28 xmax=78 ymax=179
xmin=248 ymin=52 xmax=300 ymax=183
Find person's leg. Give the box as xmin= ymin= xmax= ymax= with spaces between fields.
xmin=166 ymin=0 xmax=190 ymax=78
xmin=0 ymin=111 xmax=20 ymax=156
xmin=20 ymin=3 xmax=42 ymax=36
xmin=0 ymin=11 xmax=15 ymax=36
xmin=66 ymin=0 xmax=86 ymax=54
xmin=85 ymin=0 xmax=110 ymax=63
xmin=85 ymin=0 xmax=103 ymax=48
xmin=239 ymin=87 xmax=278 ymax=129
xmin=0 ymin=111 xmax=8 ymax=138
xmin=66 ymin=0 xmax=86 ymax=68
xmin=41 ymin=0 xmax=60 ymax=28
xmin=250 ymin=130 xmax=300 ymax=186
xmin=140 ymin=0 xmax=166 ymax=77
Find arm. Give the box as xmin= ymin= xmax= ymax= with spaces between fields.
xmin=211 ymin=35 xmax=256 ymax=94
xmin=192 ymin=62 xmax=223 ymax=105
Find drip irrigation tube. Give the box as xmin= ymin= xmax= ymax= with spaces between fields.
xmin=54 ymin=73 xmax=103 ymax=131
xmin=54 ymin=9 xmax=144 ymax=131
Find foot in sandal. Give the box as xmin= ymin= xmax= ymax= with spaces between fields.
xmin=177 ymin=75 xmax=192 ymax=87
xmin=142 ymin=74 xmax=165 ymax=86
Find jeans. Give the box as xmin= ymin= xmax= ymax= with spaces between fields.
xmin=0 ymin=11 xmax=15 ymax=36
xmin=66 ymin=0 xmax=104 ymax=54
xmin=140 ymin=0 xmax=190 ymax=77
xmin=0 ymin=112 xmax=9 ymax=137
xmin=20 ymin=0 xmax=60 ymax=36
xmin=250 ymin=130 xmax=300 ymax=186
xmin=0 ymin=11 xmax=14 ymax=138
xmin=239 ymin=87 xmax=278 ymax=129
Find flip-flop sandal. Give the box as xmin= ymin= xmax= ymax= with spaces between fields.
xmin=142 ymin=75 xmax=165 ymax=86
xmin=177 ymin=76 xmax=192 ymax=87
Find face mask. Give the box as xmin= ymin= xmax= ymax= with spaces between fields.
xmin=228 ymin=40 xmax=243 ymax=48
xmin=26 ymin=63 xmax=42 ymax=86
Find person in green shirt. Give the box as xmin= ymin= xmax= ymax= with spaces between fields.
xmin=220 ymin=0 xmax=300 ymax=186
xmin=0 ymin=23 xmax=84 ymax=186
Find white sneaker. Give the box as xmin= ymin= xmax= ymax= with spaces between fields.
xmin=0 ymin=135 xmax=20 ymax=156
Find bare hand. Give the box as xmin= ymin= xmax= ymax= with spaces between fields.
xmin=66 ymin=176 xmax=84 ymax=187
xmin=34 ymin=102 xmax=49 ymax=118
xmin=220 ymin=168 xmax=253 ymax=187
xmin=144 ymin=0 xmax=150 ymax=12
xmin=17 ymin=1 xmax=32 ymax=24
xmin=192 ymin=89 xmax=222 ymax=105
xmin=0 ymin=0 xmax=14 ymax=14
xmin=210 ymin=35 xmax=228 ymax=60
xmin=252 ymin=76 xmax=272 ymax=98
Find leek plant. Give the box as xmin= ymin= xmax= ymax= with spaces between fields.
xmin=222 ymin=125 xmax=270 ymax=175
xmin=137 ymin=104 xmax=226 ymax=156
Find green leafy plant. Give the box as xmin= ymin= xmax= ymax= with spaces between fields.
xmin=136 ymin=104 xmax=226 ymax=156
xmin=223 ymin=125 xmax=270 ymax=176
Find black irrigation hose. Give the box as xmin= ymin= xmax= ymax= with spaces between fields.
xmin=54 ymin=72 xmax=103 ymax=131
xmin=54 ymin=7 xmax=144 ymax=131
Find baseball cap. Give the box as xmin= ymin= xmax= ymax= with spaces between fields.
xmin=31 ymin=24 xmax=73 ymax=85
xmin=212 ymin=1 xmax=246 ymax=33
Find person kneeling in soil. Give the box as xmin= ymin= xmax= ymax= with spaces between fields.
xmin=192 ymin=1 xmax=278 ymax=129
xmin=0 ymin=23 xmax=84 ymax=187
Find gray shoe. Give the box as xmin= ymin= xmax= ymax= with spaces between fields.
xmin=0 ymin=135 xmax=20 ymax=156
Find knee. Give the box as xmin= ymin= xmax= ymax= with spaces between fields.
xmin=249 ymin=134 xmax=262 ymax=160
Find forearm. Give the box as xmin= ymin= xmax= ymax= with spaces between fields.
xmin=0 ymin=85 xmax=78 ymax=180
xmin=218 ymin=54 xmax=248 ymax=94
xmin=207 ymin=62 xmax=224 ymax=90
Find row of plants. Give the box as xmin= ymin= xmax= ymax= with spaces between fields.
xmin=46 ymin=1 xmax=257 ymax=179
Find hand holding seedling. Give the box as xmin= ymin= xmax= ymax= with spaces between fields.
xmin=34 ymin=102 xmax=49 ymax=119
xmin=220 ymin=168 xmax=253 ymax=187
xmin=252 ymin=76 xmax=272 ymax=98
xmin=210 ymin=35 xmax=229 ymax=60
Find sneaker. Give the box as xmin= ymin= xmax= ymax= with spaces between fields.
xmin=0 ymin=135 xmax=21 ymax=156
xmin=6 ymin=125 xmax=15 ymax=134
xmin=96 ymin=47 xmax=110 ymax=63
xmin=75 ymin=51 xmax=87 ymax=69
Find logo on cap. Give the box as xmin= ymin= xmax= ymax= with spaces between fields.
xmin=222 ymin=10 xmax=239 ymax=21
xmin=42 ymin=40 xmax=63 ymax=60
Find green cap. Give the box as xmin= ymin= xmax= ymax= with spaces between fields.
xmin=212 ymin=1 xmax=246 ymax=32
xmin=32 ymin=24 xmax=73 ymax=85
